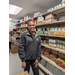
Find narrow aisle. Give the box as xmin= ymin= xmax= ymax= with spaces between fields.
xmin=9 ymin=53 xmax=33 ymax=75
xmin=9 ymin=52 xmax=44 ymax=75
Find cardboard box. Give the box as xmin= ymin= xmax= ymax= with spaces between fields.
xmin=17 ymin=71 xmax=29 ymax=75
xmin=11 ymin=44 xmax=18 ymax=54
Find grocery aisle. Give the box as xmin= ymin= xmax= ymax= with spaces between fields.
xmin=9 ymin=52 xmax=44 ymax=75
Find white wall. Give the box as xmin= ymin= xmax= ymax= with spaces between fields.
xmin=9 ymin=21 xmax=16 ymax=31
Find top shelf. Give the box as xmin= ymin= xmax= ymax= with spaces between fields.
xmin=15 ymin=6 xmax=65 ymax=25
xmin=42 ymin=6 xmax=65 ymax=16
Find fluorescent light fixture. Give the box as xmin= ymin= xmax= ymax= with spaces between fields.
xmin=9 ymin=18 xmax=12 ymax=21
xmin=9 ymin=4 xmax=23 ymax=15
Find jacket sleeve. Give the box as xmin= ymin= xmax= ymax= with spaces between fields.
xmin=18 ymin=33 xmax=26 ymax=62
xmin=36 ymin=36 xmax=41 ymax=60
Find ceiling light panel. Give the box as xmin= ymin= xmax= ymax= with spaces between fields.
xmin=9 ymin=4 xmax=23 ymax=15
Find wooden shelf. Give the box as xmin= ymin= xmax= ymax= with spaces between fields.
xmin=15 ymin=26 xmax=27 ymax=29
xmin=14 ymin=6 xmax=65 ymax=26
xmin=41 ymin=43 xmax=65 ymax=53
xmin=39 ymin=63 xmax=53 ymax=75
xmin=41 ymin=55 xmax=65 ymax=73
xmin=39 ymin=34 xmax=65 ymax=38
xmin=42 ymin=6 xmax=65 ymax=16
xmin=36 ymin=20 xmax=65 ymax=27
xmin=34 ymin=6 xmax=65 ymax=19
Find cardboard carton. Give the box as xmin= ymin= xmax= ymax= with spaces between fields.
xmin=11 ymin=44 xmax=18 ymax=54
xmin=17 ymin=71 xmax=29 ymax=75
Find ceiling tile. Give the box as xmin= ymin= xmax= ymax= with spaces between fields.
xmin=31 ymin=0 xmax=56 ymax=8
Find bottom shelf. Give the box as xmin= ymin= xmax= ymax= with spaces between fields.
xmin=39 ymin=63 xmax=53 ymax=75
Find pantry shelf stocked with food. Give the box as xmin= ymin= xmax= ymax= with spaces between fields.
xmin=41 ymin=43 xmax=65 ymax=53
xmin=39 ymin=63 xmax=53 ymax=75
xmin=12 ymin=0 xmax=65 ymax=74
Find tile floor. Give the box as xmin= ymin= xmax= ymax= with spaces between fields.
xmin=9 ymin=52 xmax=44 ymax=75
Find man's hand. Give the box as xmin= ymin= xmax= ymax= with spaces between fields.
xmin=22 ymin=61 xmax=26 ymax=68
xmin=34 ymin=59 xmax=39 ymax=68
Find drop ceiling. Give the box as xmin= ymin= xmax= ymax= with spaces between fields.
xmin=9 ymin=0 xmax=61 ymax=22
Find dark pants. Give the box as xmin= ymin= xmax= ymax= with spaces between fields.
xmin=9 ymin=42 xmax=11 ymax=49
xmin=24 ymin=60 xmax=39 ymax=75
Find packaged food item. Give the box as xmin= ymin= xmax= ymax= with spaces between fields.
xmin=45 ymin=19 xmax=53 ymax=23
xmin=49 ymin=54 xmax=57 ymax=62
xmin=45 ymin=48 xmax=51 ymax=53
xmin=56 ymin=27 xmax=61 ymax=36
xmin=63 ymin=40 xmax=65 ymax=44
xmin=62 ymin=3 xmax=65 ymax=7
xmin=53 ymin=27 xmax=57 ymax=35
xmin=53 ymin=44 xmax=57 ymax=48
xmin=37 ymin=16 xmax=44 ymax=24
xmin=63 ymin=44 xmax=65 ymax=49
xmin=56 ymin=58 xmax=65 ymax=69
xmin=59 ymin=4 xmax=62 ymax=8
xmin=60 ymin=40 xmax=63 ymax=43
xmin=58 ymin=52 xmax=65 ymax=60
xmin=34 ymin=12 xmax=41 ymax=17
xmin=51 ymin=50 xmax=58 ymax=56
xmin=56 ymin=5 xmax=59 ymax=9
xmin=50 ymin=7 xmax=54 ymax=11
xmin=44 ymin=52 xmax=50 ymax=58
xmin=47 ymin=9 xmax=50 ymax=12
xmin=50 ymin=28 xmax=54 ymax=35
xmin=61 ymin=0 xmax=65 ymax=3
xmin=54 ymin=6 xmax=57 ymax=9
xmin=57 ymin=39 xmax=60 ymax=43
xmin=24 ymin=16 xmax=29 ymax=21
xmin=59 ymin=44 xmax=63 ymax=49
xmin=57 ymin=44 xmax=60 ymax=48
xmin=45 ymin=14 xmax=54 ymax=20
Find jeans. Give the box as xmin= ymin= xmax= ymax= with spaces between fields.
xmin=24 ymin=60 xmax=39 ymax=75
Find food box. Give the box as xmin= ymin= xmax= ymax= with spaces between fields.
xmin=37 ymin=16 xmax=44 ymax=23
xmin=51 ymin=50 xmax=58 ymax=56
xmin=56 ymin=58 xmax=65 ymax=69
xmin=49 ymin=54 xmax=57 ymax=62
xmin=34 ymin=12 xmax=41 ymax=17
xmin=58 ymin=52 xmax=65 ymax=60
xmin=53 ymin=27 xmax=57 ymax=35
xmin=45 ymin=14 xmax=54 ymax=20
xmin=11 ymin=44 xmax=18 ymax=54
xmin=17 ymin=71 xmax=29 ymax=75
xmin=56 ymin=27 xmax=61 ymax=36
xmin=44 ymin=52 xmax=50 ymax=58
xmin=45 ymin=19 xmax=53 ymax=23
xmin=50 ymin=28 xmax=54 ymax=35
xmin=44 ymin=48 xmax=51 ymax=53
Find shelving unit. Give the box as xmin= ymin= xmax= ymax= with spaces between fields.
xmin=41 ymin=55 xmax=65 ymax=73
xmin=36 ymin=20 xmax=65 ymax=27
xmin=42 ymin=6 xmax=65 ymax=16
xmin=15 ymin=26 xmax=27 ymax=29
xmin=41 ymin=43 xmax=65 ymax=53
xmin=39 ymin=63 xmax=53 ymax=75
xmin=13 ymin=4 xmax=65 ymax=75
xmin=39 ymin=34 xmax=65 ymax=38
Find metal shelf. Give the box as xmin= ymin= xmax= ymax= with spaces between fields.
xmin=41 ymin=55 xmax=65 ymax=73
xmin=39 ymin=34 xmax=65 ymax=38
xmin=39 ymin=63 xmax=53 ymax=75
xmin=41 ymin=43 xmax=65 ymax=53
xmin=36 ymin=20 xmax=65 ymax=27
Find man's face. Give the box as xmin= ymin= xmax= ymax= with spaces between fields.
xmin=28 ymin=21 xmax=35 ymax=32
